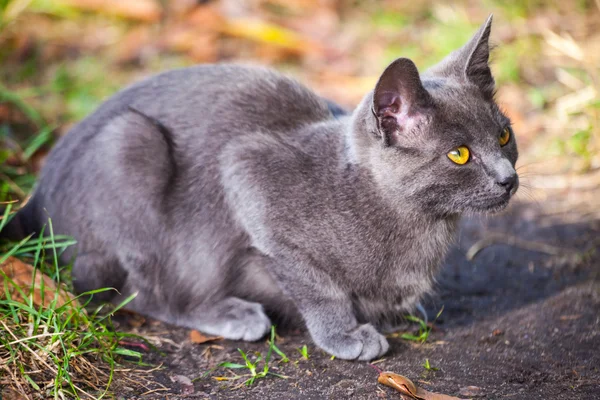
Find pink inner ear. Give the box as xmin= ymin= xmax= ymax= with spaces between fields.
xmin=375 ymin=88 xmax=427 ymax=146
xmin=377 ymin=91 xmax=401 ymax=116
xmin=377 ymin=92 xmax=417 ymax=130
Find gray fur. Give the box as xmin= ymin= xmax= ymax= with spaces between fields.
xmin=5 ymin=17 xmax=518 ymax=360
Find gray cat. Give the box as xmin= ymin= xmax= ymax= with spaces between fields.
xmin=4 ymin=16 xmax=518 ymax=360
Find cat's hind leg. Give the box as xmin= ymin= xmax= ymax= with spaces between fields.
xmin=71 ymin=252 xmax=128 ymax=302
xmin=116 ymin=271 xmax=272 ymax=342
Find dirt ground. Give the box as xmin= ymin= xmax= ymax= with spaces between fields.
xmin=110 ymin=185 xmax=600 ymax=399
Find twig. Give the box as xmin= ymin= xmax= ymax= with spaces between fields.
xmin=0 ymin=320 xmax=58 ymax=375
xmin=0 ymin=332 xmax=65 ymax=349
xmin=466 ymin=233 xmax=573 ymax=261
xmin=140 ymin=387 xmax=170 ymax=396
xmin=72 ymin=382 xmax=99 ymax=400
xmin=0 ymin=365 xmax=27 ymax=397
xmin=369 ymin=363 xmax=383 ymax=373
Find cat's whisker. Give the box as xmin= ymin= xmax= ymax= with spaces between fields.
xmin=518 ymin=182 xmax=537 ymax=191
xmin=514 ymin=186 xmax=544 ymax=209
xmin=516 ymin=160 xmax=544 ymax=171
xmin=516 ymin=172 xmax=540 ymax=179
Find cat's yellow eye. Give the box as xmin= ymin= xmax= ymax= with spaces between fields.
xmin=447 ymin=146 xmax=470 ymax=165
xmin=499 ymin=127 xmax=511 ymax=146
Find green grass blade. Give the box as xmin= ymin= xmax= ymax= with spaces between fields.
xmin=23 ymin=125 xmax=54 ymax=160
xmin=219 ymin=362 xmax=247 ymax=369
xmin=0 ymin=202 xmax=13 ymax=232
xmin=0 ymin=234 xmax=34 ymax=264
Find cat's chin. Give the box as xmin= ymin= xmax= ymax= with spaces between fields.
xmin=482 ymin=200 xmax=510 ymax=214
xmin=467 ymin=196 xmax=512 ymax=214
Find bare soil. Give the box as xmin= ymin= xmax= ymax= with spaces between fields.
xmin=113 ymin=196 xmax=600 ymax=399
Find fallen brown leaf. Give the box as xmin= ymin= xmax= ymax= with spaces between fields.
xmin=378 ymin=371 xmax=418 ymax=398
xmin=415 ymin=388 xmax=468 ymax=400
xmin=189 ymin=330 xmax=222 ymax=344
xmin=377 ymin=371 xmax=467 ymax=400
xmin=0 ymin=256 xmax=75 ymax=308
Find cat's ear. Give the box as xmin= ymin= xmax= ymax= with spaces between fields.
xmin=427 ymin=15 xmax=495 ymax=98
xmin=463 ymin=14 xmax=494 ymax=97
xmin=372 ymin=58 xmax=432 ymax=146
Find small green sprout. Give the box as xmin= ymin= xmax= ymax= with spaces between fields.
xmin=298 ymin=344 xmax=309 ymax=359
xmin=216 ymin=326 xmax=289 ymax=386
xmin=401 ymin=306 xmax=444 ymax=343
xmin=422 ymin=358 xmax=439 ymax=371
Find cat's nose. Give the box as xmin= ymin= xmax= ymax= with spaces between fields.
xmin=497 ymin=174 xmax=518 ymax=194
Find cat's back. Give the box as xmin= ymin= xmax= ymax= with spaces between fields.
xmin=129 ymin=64 xmax=332 ymax=139
xmin=46 ymin=64 xmax=333 ymax=162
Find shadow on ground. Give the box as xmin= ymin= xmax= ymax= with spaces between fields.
xmin=114 ymin=199 xmax=600 ymax=399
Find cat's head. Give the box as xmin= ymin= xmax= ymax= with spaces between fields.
xmin=350 ymin=15 xmax=518 ymax=217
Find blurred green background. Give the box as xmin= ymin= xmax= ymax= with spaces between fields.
xmin=1 ymin=0 xmax=599 ymax=203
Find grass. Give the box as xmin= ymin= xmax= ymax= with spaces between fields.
xmin=422 ymin=358 xmax=438 ymax=372
xmin=398 ymin=306 xmax=444 ymax=344
xmin=0 ymin=83 xmax=54 ymax=203
xmin=0 ymin=93 xmax=154 ymax=398
xmin=297 ymin=344 xmax=309 ymax=360
xmin=212 ymin=326 xmax=289 ymax=387
xmin=0 ymin=208 xmax=151 ymax=399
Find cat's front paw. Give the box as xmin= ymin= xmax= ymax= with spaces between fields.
xmin=314 ymin=324 xmax=389 ymax=361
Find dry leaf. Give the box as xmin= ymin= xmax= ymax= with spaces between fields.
xmin=415 ymin=388 xmax=468 ymax=400
xmin=188 ymin=33 xmax=219 ymax=63
xmin=187 ymin=4 xmax=225 ymax=31
xmin=378 ymin=372 xmax=419 ymax=398
xmin=190 ymin=330 xmax=222 ymax=344
xmin=160 ymin=27 xmax=218 ymax=62
xmin=221 ymin=18 xmax=323 ymax=56
xmin=56 ymin=0 xmax=162 ymax=22
xmin=0 ymin=256 xmax=76 ymax=308
xmin=378 ymin=371 xmax=467 ymax=400
xmin=115 ymin=26 xmax=152 ymax=64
